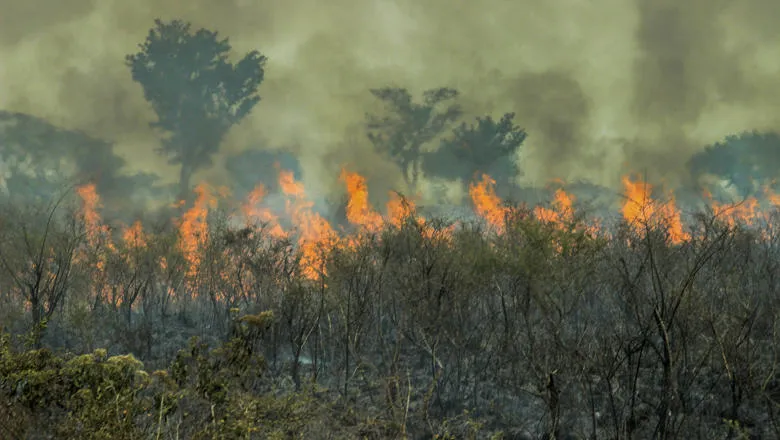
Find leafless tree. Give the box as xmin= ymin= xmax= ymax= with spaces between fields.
xmin=0 ymin=192 xmax=85 ymax=348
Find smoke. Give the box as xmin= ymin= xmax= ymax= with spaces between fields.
xmin=0 ymin=0 xmax=778 ymax=199
xmin=626 ymin=0 xmax=780 ymax=188
xmin=506 ymin=70 xmax=594 ymax=184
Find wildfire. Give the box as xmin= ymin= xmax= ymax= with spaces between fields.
xmin=340 ymin=169 xmax=384 ymax=234
xmin=534 ymin=189 xmax=575 ymax=226
xmin=178 ymin=184 xmax=217 ymax=288
xmin=621 ymin=176 xmax=689 ymax=244
xmin=469 ymin=174 xmax=508 ymax=233
xmin=76 ymin=183 xmax=115 ymax=304
xmin=278 ymin=170 xmax=338 ymax=279
xmin=385 ymin=191 xmax=415 ymax=228
xmin=123 ymin=220 xmax=146 ymax=249
xmin=77 ymin=183 xmax=114 ymax=253
xmin=71 ymin=168 xmax=780 ymax=294
xmin=242 ymin=183 xmax=286 ymax=239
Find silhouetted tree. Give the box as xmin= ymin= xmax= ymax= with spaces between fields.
xmin=688 ymin=130 xmax=780 ymax=198
xmin=126 ymin=19 xmax=267 ymax=202
xmin=423 ymin=112 xmax=526 ymax=184
xmin=0 ymin=111 xmax=95 ymax=202
xmin=366 ymin=87 xmax=461 ymax=189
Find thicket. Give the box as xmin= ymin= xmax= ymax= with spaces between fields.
xmin=1 ymin=198 xmax=780 ymax=439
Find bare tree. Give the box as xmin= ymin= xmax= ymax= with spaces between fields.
xmin=0 ymin=192 xmax=85 ymax=348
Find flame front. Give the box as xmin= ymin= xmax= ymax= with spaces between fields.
xmin=70 ymin=169 xmax=780 ymax=296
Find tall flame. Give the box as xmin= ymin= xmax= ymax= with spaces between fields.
xmin=621 ymin=176 xmax=689 ymax=244
xmin=76 ymin=183 xmax=115 ymax=304
xmin=340 ymin=168 xmax=384 ymax=233
xmin=279 ymin=170 xmax=338 ymax=279
xmin=178 ymin=184 xmax=217 ymax=290
xmin=242 ymin=183 xmax=286 ymax=239
xmin=469 ymin=174 xmax=508 ymax=232
xmin=70 ymin=168 xmax=780 ymax=295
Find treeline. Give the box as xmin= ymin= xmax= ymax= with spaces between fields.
xmin=120 ymin=19 xmax=780 ymax=209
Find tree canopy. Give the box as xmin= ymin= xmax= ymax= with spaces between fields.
xmin=366 ymin=87 xmax=462 ymax=189
xmin=126 ymin=19 xmax=267 ymax=201
xmin=687 ymin=130 xmax=780 ymax=198
xmin=422 ymin=112 xmax=526 ymax=183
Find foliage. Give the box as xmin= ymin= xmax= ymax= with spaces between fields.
xmin=0 ymin=311 xmax=320 ymax=439
xmin=0 ymin=195 xmax=85 ymax=348
xmin=3 ymin=184 xmax=780 ymax=438
xmin=126 ymin=19 xmax=267 ymax=199
xmin=366 ymin=87 xmax=462 ymax=188
xmin=688 ymin=130 xmax=780 ymax=198
xmin=423 ymin=112 xmax=527 ymax=183
xmin=0 ymin=339 xmax=150 ymax=439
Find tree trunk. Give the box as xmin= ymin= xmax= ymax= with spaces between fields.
xmin=653 ymin=307 xmax=678 ymax=439
xmin=30 ymin=294 xmax=44 ymax=349
xmin=124 ymin=300 xmax=133 ymax=327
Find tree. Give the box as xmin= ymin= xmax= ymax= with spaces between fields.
xmin=422 ymin=112 xmax=526 ymax=184
xmin=687 ymin=130 xmax=780 ymax=199
xmin=0 ymin=192 xmax=85 ymax=348
xmin=366 ymin=87 xmax=462 ymax=189
xmin=0 ymin=111 xmax=94 ymax=202
xmin=126 ymin=19 xmax=267 ymax=202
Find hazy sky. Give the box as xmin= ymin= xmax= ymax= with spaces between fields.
xmin=1 ymin=0 xmax=778 ymax=197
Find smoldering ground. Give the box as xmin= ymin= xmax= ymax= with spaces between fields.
xmin=0 ymin=0 xmax=779 ymax=206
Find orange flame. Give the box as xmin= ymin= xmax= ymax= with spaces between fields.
xmin=534 ymin=189 xmax=574 ymax=226
xmin=178 ymin=184 xmax=217 ymax=289
xmin=76 ymin=183 xmax=115 ymax=304
xmin=340 ymin=168 xmax=384 ymax=233
xmin=242 ymin=183 xmax=286 ymax=239
xmin=386 ymin=191 xmax=416 ymax=228
xmin=621 ymin=176 xmax=689 ymax=244
xmin=122 ymin=220 xmax=146 ymax=249
xmin=72 ymin=167 xmax=780 ymax=302
xmin=469 ymin=174 xmax=508 ymax=232
xmin=279 ymin=170 xmax=338 ymax=279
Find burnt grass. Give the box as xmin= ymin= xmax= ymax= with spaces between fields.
xmin=2 ymin=204 xmax=780 ymax=439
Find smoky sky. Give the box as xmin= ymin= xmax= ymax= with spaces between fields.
xmin=1 ymin=0 xmax=778 ymax=198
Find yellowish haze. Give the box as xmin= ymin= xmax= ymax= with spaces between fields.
xmin=1 ymin=0 xmax=778 ymax=195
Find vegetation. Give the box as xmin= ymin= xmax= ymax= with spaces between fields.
xmin=4 ymin=18 xmax=780 ymax=440
xmin=423 ymin=112 xmax=526 ymax=185
xmin=366 ymin=87 xmax=462 ymax=189
xmin=126 ymin=19 xmax=267 ymax=202
xmin=687 ymin=131 xmax=780 ymax=199
xmin=2 ymin=180 xmax=780 ymax=439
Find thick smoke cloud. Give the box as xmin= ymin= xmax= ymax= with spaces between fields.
xmin=627 ymin=0 xmax=780 ymax=187
xmin=507 ymin=70 xmax=593 ymax=183
xmin=0 ymin=0 xmax=778 ymax=198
